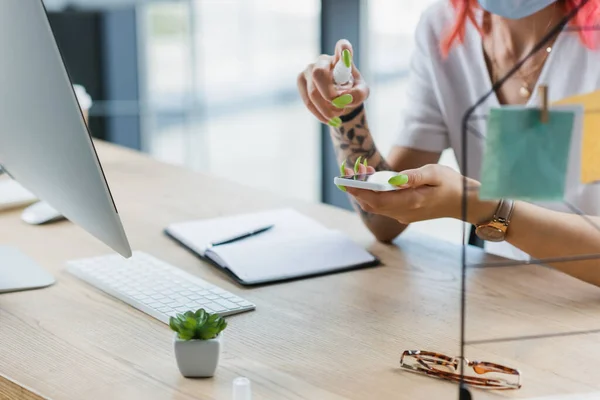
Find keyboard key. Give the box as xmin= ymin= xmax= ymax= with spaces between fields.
xmin=205 ymin=294 xmax=219 ymax=300
xmin=204 ymin=302 xmax=227 ymax=313
xmin=188 ymin=294 xmax=201 ymax=300
xmin=237 ymin=301 xmax=254 ymax=307
xmin=157 ymin=306 xmax=171 ymax=313
xmin=173 ymin=297 xmax=189 ymax=304
xmin=230 ymin=297 xmax=246 ymax=304
xmin=215 ymin=299 xmax=239 ymax=309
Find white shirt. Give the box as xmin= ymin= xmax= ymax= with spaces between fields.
xmin=396 ymin=1 xmax=600 ymax=260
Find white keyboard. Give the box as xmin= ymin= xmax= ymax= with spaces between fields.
xmin=67 ymin=251 xmax=255 ymax=324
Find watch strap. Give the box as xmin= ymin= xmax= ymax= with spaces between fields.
xmin=494 ymin=199 xmax=515 ymax=227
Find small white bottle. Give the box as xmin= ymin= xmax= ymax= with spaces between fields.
xmin=232 ymin=377 xmax=252 ymax=400
xmin=333 ymin=48 xmax=354 ymax=90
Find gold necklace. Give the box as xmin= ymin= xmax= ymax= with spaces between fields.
xmin=489 ymin=17 xmax=555 ymax=99
xmin=491 ymin=45 xmax=552 ymax=98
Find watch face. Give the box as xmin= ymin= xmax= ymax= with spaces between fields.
xmin=476 ymin=225 xmax=505 ymax=242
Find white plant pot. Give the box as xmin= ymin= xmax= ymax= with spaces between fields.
xmin=173 ymin=333 xmax=222 ymax=378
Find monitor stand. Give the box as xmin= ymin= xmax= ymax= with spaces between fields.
xmin=0 ymin=246 xmax=55 ymax=293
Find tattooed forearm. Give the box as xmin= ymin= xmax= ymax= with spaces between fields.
xmin=331 ymin=106 xmax=391 ymax=173
xmin=329 ymin=105 xmax=397 ymax=227
xmin=327 ymin=105 xmax=407 ymax=241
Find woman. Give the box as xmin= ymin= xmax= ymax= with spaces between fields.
xmin=297 ymin=0 xmax=600 ymax=285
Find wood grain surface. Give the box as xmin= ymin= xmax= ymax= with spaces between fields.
xmin=1 ymin=141 xmax=600 ymax=400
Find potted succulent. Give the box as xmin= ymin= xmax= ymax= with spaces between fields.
xmin=169 ymin=308 xmax=227 ymax=378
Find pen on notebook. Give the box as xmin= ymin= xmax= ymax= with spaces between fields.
xmin=208 ymin=224 xmax=275 ymax=247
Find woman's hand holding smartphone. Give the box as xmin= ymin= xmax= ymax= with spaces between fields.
xmin=334 ymin=157 xmax=409 ymax=192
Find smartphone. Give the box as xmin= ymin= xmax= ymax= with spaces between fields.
xmin=333 ymin=170 xmax=401 ymax=192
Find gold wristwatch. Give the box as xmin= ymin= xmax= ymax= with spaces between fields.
xmin=475 ymin=199 xmax=515 ymax=242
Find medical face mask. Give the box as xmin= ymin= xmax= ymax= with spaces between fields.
xmin=478 ymin=0 xmax=558 ymax=19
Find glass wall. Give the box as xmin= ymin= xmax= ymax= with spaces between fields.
xmin=366 ymin=0 xmax=468 ymax=244
xmin=140 ymin=0 xmax=321 ymax=203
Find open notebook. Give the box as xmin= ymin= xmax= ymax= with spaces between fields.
xmin=164 ymin=208 xmax=379 ymax=285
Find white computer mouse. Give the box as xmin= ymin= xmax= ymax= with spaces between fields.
xmin=21 ymin=201 xmax=64 ymax=225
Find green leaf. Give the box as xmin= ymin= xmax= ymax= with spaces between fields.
xmin=207 ymin=314 xmax=219 ymax=323
xmin=183 ymin=316 xmax=197 ymax=331
xmin=216 ymin=320 xmax=227 ymax=334
xmin=198 ymin=329 xmax=215 ymax=340
xmin=184 ymin=310 xmax=196 ymax=320
xmin=178 ymin=329 xmax=195 ymax=341
xmin=195 ymin=309 xmax=208 ymax=326
xmin=169 ymin=317 xmax=181 ymax=333
xmin=196 ymin=313 xmax=228 ymax=339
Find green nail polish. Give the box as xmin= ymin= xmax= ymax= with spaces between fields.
xmin=340 ymin=160 xmax=346 ymax=176
xmin=337 ymin=184 xmax=347 ymax=192
xmin=363 ymin=158 xmax=368 ymax=167
xmin=388 ymin=174 xmax=409 ymax=186
xmin=354 ymin=156 xmax=362 ymax=173
xmin=332 ymin=94 xmax=353 ymax=108
xmin=342 ymin=49 xmax=352 ymax=68
xmin=327 ymin=117 xmax=341 ymax=127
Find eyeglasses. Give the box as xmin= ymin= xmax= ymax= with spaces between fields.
xmin=400 ymin=350 xmax=521 ymax=390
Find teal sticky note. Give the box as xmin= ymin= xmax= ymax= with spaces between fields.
xmin=479 ymin=108 xmax=575 ymax=201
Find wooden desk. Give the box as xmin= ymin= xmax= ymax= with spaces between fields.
xmin=2 ymin=142 xmax=600 ymax=400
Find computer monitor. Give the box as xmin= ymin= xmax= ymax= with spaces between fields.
xmin=0 ymin=0 xmax=132 ymax=292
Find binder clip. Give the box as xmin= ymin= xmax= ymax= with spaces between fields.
xmin=539 ymin=84 xmax=549 ymax=123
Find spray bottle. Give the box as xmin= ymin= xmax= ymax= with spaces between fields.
xmin=232 ymin=377 xmax=252 ymax=400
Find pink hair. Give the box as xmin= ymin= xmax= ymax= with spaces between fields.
xmin=441 ymin=0 xmax=600 ymax=57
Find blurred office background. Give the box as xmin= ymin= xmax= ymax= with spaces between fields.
xmin=44 ymin=0 xmax=466 ymax=244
